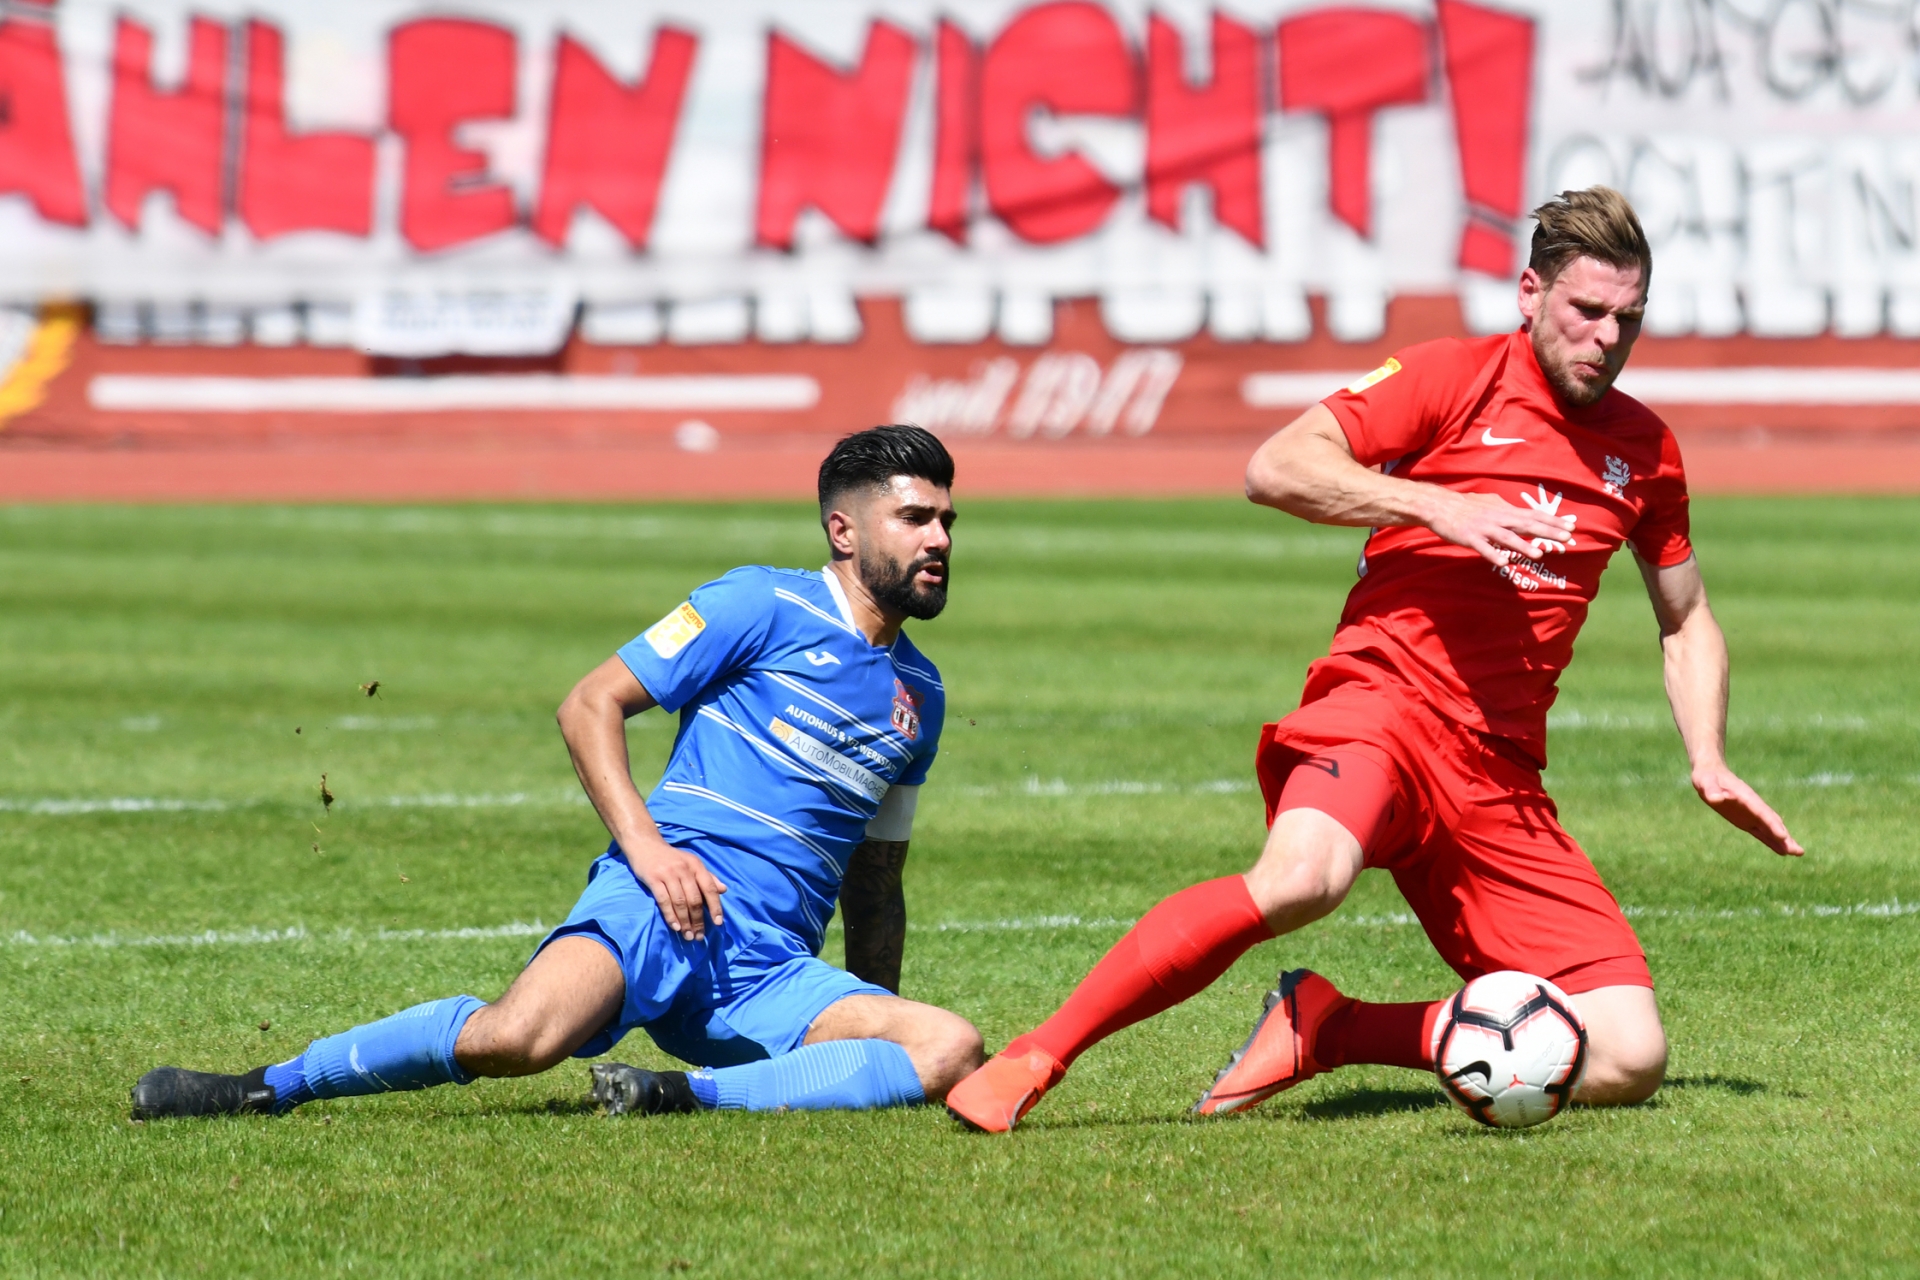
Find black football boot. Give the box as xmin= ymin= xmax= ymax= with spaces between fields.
xmin=130 ymin=1066 xmax=277 ymax=1120
xmin=589 ymin=1062 xmax=701 ymax=1116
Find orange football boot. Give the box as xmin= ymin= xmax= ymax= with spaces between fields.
xmin=945 ymin=1046 xmax=1067 ymax=1133
xmin=1193 ymin=969 xmax=1350 ymax=1115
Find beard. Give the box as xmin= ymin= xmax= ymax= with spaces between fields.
xmin=862 ymin=549 xmax=949 ymax=620
xmin=1533 ymin=334 xmax=1618 ymax=408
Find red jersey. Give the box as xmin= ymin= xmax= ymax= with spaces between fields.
xmin=1319 ymin=330 xmax=1692 ymax=765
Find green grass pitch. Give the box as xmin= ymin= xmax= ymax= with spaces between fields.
xmin=1 ymin=496 xmax=1916 ymax=1277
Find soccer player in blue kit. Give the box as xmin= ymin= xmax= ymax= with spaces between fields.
xmin=131 ymin=425 xmax=985 ymax=1119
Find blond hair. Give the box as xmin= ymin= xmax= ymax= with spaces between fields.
xmin=1528 ymin=186 xmax=1652 ymax=293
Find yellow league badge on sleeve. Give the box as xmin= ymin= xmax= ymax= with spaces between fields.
xmin=644 ymin=602 xmax=706 ymax=659
xmin=1345 ymin=357 xmax=1402 ymax=395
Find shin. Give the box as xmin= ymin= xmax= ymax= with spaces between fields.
xmin=685 ymin=994 xmax=981 ymax=1112
xmin=267 ymin=935 xmax=625 ymax=1113
xmin=804 ymin=993 xmax=985 ymax=1099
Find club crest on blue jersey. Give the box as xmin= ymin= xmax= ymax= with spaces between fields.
xmin=615 ymin=565 xmax=945 ymax=952
xmin=891 ymin=679 xmax=923 ymax=740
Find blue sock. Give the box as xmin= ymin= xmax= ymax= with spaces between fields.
xmin=262 ymin=1055 xmax=312 ymax=1114
xmin=268 ymin=996 xmax=484 ymax=1113
xmin=703 ymin=1039 xmax=925 ymax=1112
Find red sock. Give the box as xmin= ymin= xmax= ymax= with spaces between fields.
xmin=1011 ymin=876 xmax=1273 ymax=1069
xmin=1315 ymin=999 xmax=1445 ymax=1072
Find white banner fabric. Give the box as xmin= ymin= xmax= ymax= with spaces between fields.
xmin=2 ymin=0 xmax=1919 ymax=348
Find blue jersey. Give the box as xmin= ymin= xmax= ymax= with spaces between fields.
xmin=616 ymin=565 xmax=946 ymax=951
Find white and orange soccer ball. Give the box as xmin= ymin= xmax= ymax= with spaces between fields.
xmin=1431 ymin=971 xmax=1588 ymax=1129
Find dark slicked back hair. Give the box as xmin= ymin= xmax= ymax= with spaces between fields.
xmin=1529 ymin=185 xmax=1653 ymax=295
xmin=817 ymin=425 xmax=955 ymax=525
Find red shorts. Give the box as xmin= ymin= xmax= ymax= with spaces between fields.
xmin=1256 ymin=653 xmax=1650 ymax=995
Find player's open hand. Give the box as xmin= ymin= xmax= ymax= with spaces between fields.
xmin=1424 ymin=489 xmax=1579 ymax=568
xmin=1692 ymin=765 xmax=1804 ymax=856
xmin=624 ymin=840 xmax=728 ymax=939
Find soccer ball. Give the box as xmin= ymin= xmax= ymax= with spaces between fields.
xmin=1431 ymin=971 xmax=1588 ymax=1129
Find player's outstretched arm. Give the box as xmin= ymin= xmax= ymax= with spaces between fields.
xmin=557 ymin=655 xmax=729 ymax=939
xmin=841 ymin=837 xmax=909 ymax=994
xmin=1245 ymin=405 xmax=1577 ymax=566
xmin=1637 ymin=554 xmax=1804 ymax=857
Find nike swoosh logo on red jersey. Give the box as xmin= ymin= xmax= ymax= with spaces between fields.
xmin=1481 ymin=428 xmax=1525 ymax=445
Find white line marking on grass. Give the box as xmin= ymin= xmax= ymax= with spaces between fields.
xmin=1 ymin=507 xmax=1361 ymax=563
xmin=1549 ymin=710 xmax=1877 ymax=732
xmin=927 ymin=916 xmax=1140 ymax=933
xmin=1547 ymin=710 xmax=1665 ymax=730
xmin=1630 ymin=901 xmax=1920 ymax=920
xmin=1551 ymin=772 xmax=1919 ymax=790
xmin=0 ymin=797 xmax=235 ymax=815
xmin=4 ymin=768 xmax=1900 ymax=820
xmin=967 ymin=528 xmax=1359 ymax=560
xmin=1 ymin=780 xmax=1245 ymax=818
xmin=5 ymin=903 xmax=1912 ymax=950
xmin=367 ymin=792 xmax=589 ymax=809
xmin=960 ymin=778 xmax=1255 ymax=797
xmin=1341 ymin=901 xmax=1920 ymax=927
xmin=0 ymin=791 xmax=589 ymax=816
xmin=922 ymin=901 xmax=1920 ymax=930
xmin=1 ymin=921 xmax=553 ymax=950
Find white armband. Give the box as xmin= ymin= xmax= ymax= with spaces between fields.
xmin=865 ymin=784 xmax=920 ymax=842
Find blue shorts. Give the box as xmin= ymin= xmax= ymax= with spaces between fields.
xmin=537 ymin=850 xmax=889 ymax=1066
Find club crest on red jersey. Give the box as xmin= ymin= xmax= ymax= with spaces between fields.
xmin=891 ymin=679 xmax=923 ymax=740
xmin=1602 ymin=455 xmax=1633 ymax=497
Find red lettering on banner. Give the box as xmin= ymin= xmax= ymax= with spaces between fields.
xmin=237 ymin=21 xmax=375 ymax=238
xmin=105 ymin=17 xmax=228 ymax=236
xmin=982 ymin=2 xmax=1137 ymax=245
xmin=928 ymin=20 xmax=978 ymax=245
xmin=1277 ymin=8 xmax=1428 ymax=239
xmin=391 ymin=19 xmax=518 ymax=252
xmin=533 ymin=29 xmax=697 ymax=249
xmin=1436 ymin=0 xmax=1534 ymax=276
xmin=1145 ymin=13 xmax=1262 ymax=248
xmin=0 ymin=16 xmax=86 ymax=227
xmin=756 ymin=23 xmax=917 ymax=250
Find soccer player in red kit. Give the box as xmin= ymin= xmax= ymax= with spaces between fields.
xmin=947 ymin=186 xmax=1803 ymax=1132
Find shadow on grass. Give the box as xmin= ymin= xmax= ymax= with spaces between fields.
xmin=467 ymin=1096 xmax=605 ymax=1118
xmin=1298 ymin=1087 xmax=1447 ymax=1121
xmin=1021 ymin=1075 xmax=1781 ymax=1133
xmin=1027 ymin=1086 xmax=1448 ymax=1132
xmin=1662 ymin=1074 xmax=1768 ymax=1096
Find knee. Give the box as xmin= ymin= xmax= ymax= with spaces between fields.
xmin=911 ymin=1013 xmax=985 ymax=1101
xmin=1579 ymin=1025 xmax=1668 ymax=1107
xmin=1244 ymin=813 xmax=1362 ymax=930
xmin=1616 ymin=1031 xmax=1669 ymax=1104
xmin=456 ymin=1004 xmax=573 ymax=1078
